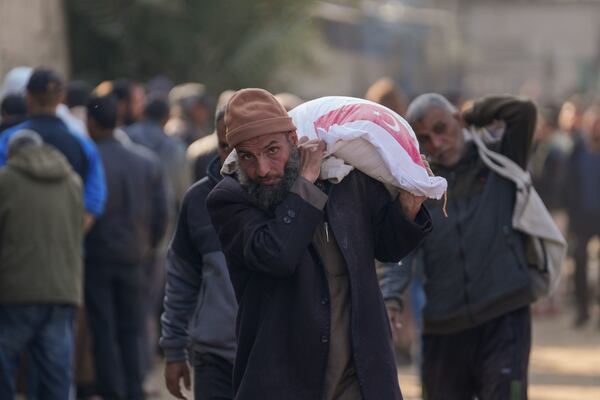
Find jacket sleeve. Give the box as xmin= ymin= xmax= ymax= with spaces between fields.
xmin=76 ymin=134 xmax=107 ymax=216
xmin=379 ymin=250 xmax=422 ymax=308
xmin=463 ymin=95 xmax=537 ymax=168
xmin=160 ymin=249 xmax=202 ymax=362
xmin=368 ymin=177 xmax=432 ymax=263
xmin=207 ymin=177 xmax=326 ymax=278
xmin=160 ymin=187 xmax=205 ymax=362
xmin=0 ymin=129 xmax=12 ymax=166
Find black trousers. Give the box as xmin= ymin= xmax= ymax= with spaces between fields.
xmin=193 ymin=353 xmax=234 ymax=400
xmin=572 ymin=231 xmax=600 ymax=321
xmin=85 ymin=263 xmax=144 ymax=400
xmin=421 ymin=307 xmax=531 ymax=400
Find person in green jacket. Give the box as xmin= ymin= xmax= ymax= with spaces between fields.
xmin=0 ymin=129 xmax=84 ymax=400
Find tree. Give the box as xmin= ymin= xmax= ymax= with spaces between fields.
xmin=65 ymin=0 xmax=317 ymax=93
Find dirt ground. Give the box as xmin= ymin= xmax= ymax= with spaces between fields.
xmin=149 ymin=311 xmax=600 ymax=400
xmin=396 ymin=312 xmax=600 ymax=400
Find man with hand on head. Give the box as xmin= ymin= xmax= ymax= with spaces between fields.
xmin=207 ymin=88 xmax=432 ymax=400
xmin=381 ymin=94 xmax=537 ymax=400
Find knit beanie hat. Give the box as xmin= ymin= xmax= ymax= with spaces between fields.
xmin=225 ymin=88 xmax=295 ymax=148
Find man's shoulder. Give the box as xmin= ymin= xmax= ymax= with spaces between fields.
xmin=123 ymin=141 xmax=161 ymax=166
xmin=184 ymin=177 xmax=215 ymax=203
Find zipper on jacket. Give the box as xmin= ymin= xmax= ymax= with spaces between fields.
xmin=324 ymin=222 xmax=330 ymax=243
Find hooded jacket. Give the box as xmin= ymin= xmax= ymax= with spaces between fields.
xmin=160 ymin=156 xmax=237 ymax=364
xmin=84 ymin=137 xmax=168 ymax=266
xmin=0 ymin=144 xmax=84 ymax=305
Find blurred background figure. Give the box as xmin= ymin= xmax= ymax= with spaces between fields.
xmin=84 ymin=94 xmax=167 ymax=400
xmin=559 ymin=94 xmax=585 ymax=138
xmin=529 ymin=103 xmax=572 ymax=211
xmin=166 ymin=83 xmax=211 ymax=146
xmin=562 ymin=103 xmax=600 ymax=328
xmin=0 ymin=130 xmax=83 ymax=400
xmin=187 ymin=90 xmax=234 ymax=182
xmin=529 ymin=103 xmax=573 ymax=316
xmin=275 ymin=92 xmax=304 ymax=111
xmin=0 ymin=94 xmax=27 ymax=133
xmin=0 ymin=66 xmax=32 ymax=101
xmin=65 ymin=80 xmax=92 ymax=128
xmin=124 ymin=94 xmax=190 ymax=390
xmin=0 ymin=67 xmax=106 ymax=225
xmin=146 ymin=76 xmax=174 ymax=99
xmin=365 ymin=77 xmax=409 ymax=116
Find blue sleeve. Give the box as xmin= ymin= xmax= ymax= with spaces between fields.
xmin=0 ymin=125 xmax=24 ymax=166
xmin=74 ymin=134 xmax=107 ymax=216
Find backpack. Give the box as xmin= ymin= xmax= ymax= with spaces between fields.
xmin=471 ymin=129 xmax=567 ymax=298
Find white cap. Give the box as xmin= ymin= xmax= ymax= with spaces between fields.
xmin=0 ymin=66 xmax=33 ymax=101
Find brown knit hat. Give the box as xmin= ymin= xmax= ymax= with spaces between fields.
xmin=225 ymin=88 xmax=296 ymax=148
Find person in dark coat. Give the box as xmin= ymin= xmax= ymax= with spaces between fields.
xmin=381 ymin=94 xmax=537 ymax=400
xmin=84 ymin=94 xmax=168 ymax=400
xmin=561 ymin=104 xmax=600 ymax=327
xmin=206 ymin=88 xmax=432 ymax=400
xmin=160 ymin=105 xmax=237 ymax=400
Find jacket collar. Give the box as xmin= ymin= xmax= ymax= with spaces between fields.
xmin=206 ymin=155 xmax=223 ymax=185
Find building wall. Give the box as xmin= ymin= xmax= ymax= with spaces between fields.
xmin=278 ymin=0 xmax=600 ymax=101
xmin=0 ymin=0 xmax=69 ymax=80
xmin=458 ymin=0 xmax=600 ymax=99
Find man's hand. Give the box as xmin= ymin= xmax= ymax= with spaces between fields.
xmin=398 ymin=155 xmax=433 ymax=220
xmin=385 ymin=299 xmax=403 ymax=344
xmin=165 ymin=361 xmax=191 ymax=399
xmin=298 ymin=138 xmax=326 ymax=183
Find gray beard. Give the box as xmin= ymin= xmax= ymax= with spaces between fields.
xmin=237 ymin=147 xmax=300 ymax=211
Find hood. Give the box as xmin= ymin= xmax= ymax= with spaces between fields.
xmin=7 ymin=144 xmax=74 ymax=181
xmin=206 ymin=155 xmax=223 ymax=184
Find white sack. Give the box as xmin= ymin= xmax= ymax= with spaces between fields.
xmin=222 ymin=96 xmax=447 ymax=199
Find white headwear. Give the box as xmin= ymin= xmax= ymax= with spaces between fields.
xmin=0 ymin=66 xmax=33 ymax=101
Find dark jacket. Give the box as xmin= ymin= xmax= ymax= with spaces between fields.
xmin=207 ymin=170 xmax=431 ymax=400
xmin=381 ymin=96 xmax=537 ymax=335
xmin=561 ymin=135 xmax=600 ymax=233
xmin=125 ymin=119 xmax=189 ymax=209
xmin=0 ymin=144 xmax=83 ymax=305
xmin=160 ymin=156 xmax=237 ymax=364
xmin=85 ymin=137 xmax=168 ymax=266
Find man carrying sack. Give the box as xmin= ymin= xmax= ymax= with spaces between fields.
xmin=207 ymin=88 xmax=433 ymax=400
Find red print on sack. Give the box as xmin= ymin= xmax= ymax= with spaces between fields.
xmin=312 ymin=103 xmax=424 ymax=166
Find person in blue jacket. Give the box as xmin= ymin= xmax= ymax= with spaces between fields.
xmin=0 ymin=68 xmax=106 ymax=228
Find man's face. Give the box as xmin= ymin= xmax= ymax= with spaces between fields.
xmin=583 ymin=112 xmax=600 ymax=151
xmin=191 ymin=103 xmax=209 ymax=128
xmin=126 ymin=85 xmax=145 ymax=125
xmin=558 ymin=101 xmax=582 ymax=134
xmin=236 ymin=131 xmax=298 ymax=186
xmin=412 ymin=107 xmax=465 ymax=167
xmin=216 ymin=118 xmax=231 ymax=163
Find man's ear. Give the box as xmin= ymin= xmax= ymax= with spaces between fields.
xmin=288 ymin=130 xmax=299 ymax=145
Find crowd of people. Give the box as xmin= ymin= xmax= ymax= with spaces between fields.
xmin=0 ymin=65 xmax=599 ymax=400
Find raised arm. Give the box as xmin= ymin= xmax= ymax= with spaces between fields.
xmin=463 ymin=95 xmax=537 ymax=168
